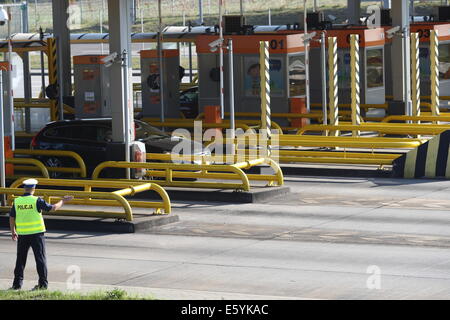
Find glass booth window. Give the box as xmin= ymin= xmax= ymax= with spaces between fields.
xmin=288 ymin=54 xmax=306 ymax=97
xmin=419 ymin=47 xmax=431 ymax=81
xmin=366 ymin=48 xmax=384 ymax=88
xmin=243 ymin=57 xmax=284 ymax=97
xmin=439 ymin=43 xmax=450 ymax=80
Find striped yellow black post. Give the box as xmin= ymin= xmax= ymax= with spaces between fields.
xmin=392 ymin=130 xmax=450 ymax=178
xmin=328 ymin=36 xmax=339 ymax=137
xmin=350 ymin=34 xmax=361 ymax=137
xmin=260 ymin=41 xmax=271 ymax=156
xmin=410 ymin=32 xmax=421 ymax=122
xmin=47 ymin=37 xmax=59 ymax=121
xmin=430 ymin=30 xmax=440 ymax=120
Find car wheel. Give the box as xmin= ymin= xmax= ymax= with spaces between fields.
xmin=43 ymin=157 xmax=65 ymax=178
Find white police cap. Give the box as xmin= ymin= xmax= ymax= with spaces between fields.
xmin=23 ymin=178 xmax=38 ymax=188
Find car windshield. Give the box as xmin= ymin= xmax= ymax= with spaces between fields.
xmin=134 ymin=120 xmax=170 ymax=140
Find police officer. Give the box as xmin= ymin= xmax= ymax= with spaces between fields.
xmin=9 ymin=179 xmax=73 ymax=290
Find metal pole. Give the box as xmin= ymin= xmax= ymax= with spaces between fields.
xmin=199 ymin=0 xmax=203 ymax=23
xmin=100 ymin=0 xmax=104 ymax=54
xmin=0 ymin=70 xmax=5 ymax=204
xmin=303 ymin=0 xmax=310 ymax=113
xmin=22 ymin=1 xmax=31 ymax=133
xmin=57 ymin=36 xmax=64 ymax=120
xmin=430 ymin=30 xmax=440 ymax=118
xmin=240 ymin=0 xmax=243 ymax=16
xmin=403 ymin=26 xmax=412 ymax=118
xmin=328 ymin=36 xmax=339 ymax=137
xmin=39 ymin=27 xmax=45 ymax=99
xmin=188 ymin=23 xmax=193 ymax=82
xmin=228 ymin=39 xmax=235 ymax=147
xmin=219 ymin=0 xmax=224 ymax=119
xmin=411 ymin=32 xmax=421 ymax=123
xmin=122 ymin=49 xmax=131 ymax=179
xmin=259 ymin=41 xmax=271 ymax=157
xmin=34 ymin=0 xmax=38 ymax=30
xmin=7 ymin=7 xmax=15 ymax=150
xmin=313 ymin=0 xmax=318 ymax=12
xmin=350 ymin=34 xmax=361 ymax=137
xmin=268 ymin=8 xmax=271 ymax=26
xmin=157 ymin=0 xmax=165 ymax=123
xmin=320 ymin=32 xmax=327 ymax=130
xmin=140 ymin=0 xmax=145 ymax=50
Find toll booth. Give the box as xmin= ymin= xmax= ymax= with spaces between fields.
xmin=385 ymin=23 xmax=450 ymax=97
xmin=309 ymin=27 xmax=386 ymax=105
xmin=73 ymin=55 xmax=111 ymax=118
xmin=140 ymin=49 xmax=180 ymax=118
xmin=196 ymin=34 xmax=307 ymax=121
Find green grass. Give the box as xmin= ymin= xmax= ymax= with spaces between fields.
xmin=0 ymin=287 xmax=155 ymax=300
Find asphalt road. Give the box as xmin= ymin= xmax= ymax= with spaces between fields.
xmin=1 ymin=175 xmax=450 ymax=299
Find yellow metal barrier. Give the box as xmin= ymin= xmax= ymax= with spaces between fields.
xmin=0 ymin=187 xmax=133 ymax=221
xmin=297 ymin=124 xmax=450 ymax=136
xmin=310 ymin=103 xmax=389 ymax=110
xmin=276 ymin=150 xmax=401 ymax=166
xmin=381 ymin=115 xmax=450 ymax=123
xmin=6 ymin=158 xmax=50 ymax=178
xmin=142 ymin=118 xmax=283 ymax=134
xmin=143 ymin=120 xmax=254 ymax=132
xmin=93 ymin=159 xmax=283 ymax=191
xmin=210 ymin=149 xmax=401 ymax=166
xmin=14 ymin=149 xmax=87 ymax=178
xmin=146 ymin=153 xmax=284 ymax=187
xmin=222 ymin=135 xmax=424 ymax=149
xmin=8 ymin=178 xmax=171 ymax=218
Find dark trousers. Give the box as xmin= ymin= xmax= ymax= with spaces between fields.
xmin=13 ymin=233 xmax=48 ymax=288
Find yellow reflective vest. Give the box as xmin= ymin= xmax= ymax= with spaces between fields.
xmin=14 ymin=196 xmax=46 ymax=235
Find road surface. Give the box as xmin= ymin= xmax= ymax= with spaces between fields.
xmin=1 ymin=175 xmax=450 ymax=299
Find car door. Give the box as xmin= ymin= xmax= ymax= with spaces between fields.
xmin=68 ymin=125 xmax=108 ymax=170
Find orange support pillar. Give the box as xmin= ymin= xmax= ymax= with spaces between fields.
xmin=204 ymin=105 xmax=222 ymax=137
xmin=290 ymin=97 xmax=309 ymax=128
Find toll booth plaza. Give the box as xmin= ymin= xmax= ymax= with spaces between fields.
xmin=3 ymin=0 xmax=450 ymax=301
xmin=196 ymin=34 xmax=306 ymax=121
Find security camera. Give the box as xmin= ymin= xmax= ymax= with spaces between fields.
xmin=303 ymin=31 xmax=317 ymax=42
xmin=208 ymin=38 xmax=223 ymax=52
xmin=101 ymin=52 xmax=118 ymax=68
xmin=0 ymin=7 xmax=9 ymax=26
xmin=385 ymin=26 xmax=401 ymax=39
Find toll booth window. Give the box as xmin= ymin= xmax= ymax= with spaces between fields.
xmin=338 ymin=51 xmax=351 ymax=89
xmin=439 ymin=43 xmax=450 ymax=81
xmin=243 ymin=57 xmax=284 ymax=97
xmin=43 ymin=126 xmax=73 ymax=139
xmin=288 ymin=55 xmax=306 ymax=97
xmin=72 ymin=126 xmax=99 ymax=142
xmin=419 ymin=47 xmax=431 ymax=81
xmin=366 ymin=48 xmax=384 ymax=89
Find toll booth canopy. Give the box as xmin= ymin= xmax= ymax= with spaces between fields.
xmin=196 ymin=34 xmax=306 ymax=120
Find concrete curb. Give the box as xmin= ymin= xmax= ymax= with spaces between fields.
xmin=0 ymin=214 xmax=179 ymax=234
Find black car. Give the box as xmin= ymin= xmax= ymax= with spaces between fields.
xmin=180 ymin=86 xmax=199 ymax=119
xmin=31 ymin=118 xmax=207 ymax=176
